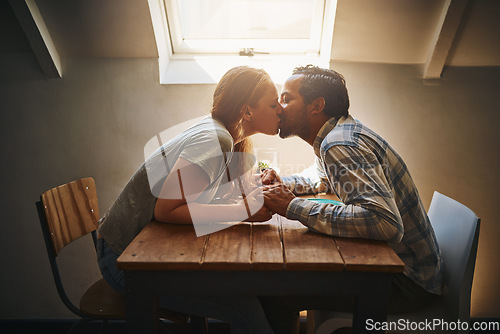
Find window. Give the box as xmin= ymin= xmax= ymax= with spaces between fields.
xmin=150 ymin=0 xmax=337 ymax=83
xmin=164 ymin=0 xmax=326 ymax=56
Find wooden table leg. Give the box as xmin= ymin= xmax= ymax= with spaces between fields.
xmin=352 ymin=273 xmax=392 ymax=334
xmin=125 ymin=272 xmax=158 ymax=334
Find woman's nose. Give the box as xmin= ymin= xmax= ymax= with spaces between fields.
xmin=277 ymin=104 xmax=283 ymax=115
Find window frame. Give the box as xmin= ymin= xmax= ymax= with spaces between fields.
xmin=164 ymin=0 xmax=327 ymax=56
xmin=148 ymin=0 xmax=337 ymax=83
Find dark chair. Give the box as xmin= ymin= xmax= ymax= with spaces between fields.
xmin=36 ymin=177 xmax=207 ymax=333
xmin=310 ymin=191 xmax=481 ymax=334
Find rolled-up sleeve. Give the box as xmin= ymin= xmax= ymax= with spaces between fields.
xmin=282 ymin=158 xmax=330 ymax=195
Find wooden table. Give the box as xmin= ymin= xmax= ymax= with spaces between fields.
xmin=117 ymin=205 xmax=404 ymax=334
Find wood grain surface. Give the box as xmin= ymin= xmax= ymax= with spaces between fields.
xmin=41 ymin=177 xmax=99 ymax=255
xmin=118 ymin=193 xmax=404 ymax=274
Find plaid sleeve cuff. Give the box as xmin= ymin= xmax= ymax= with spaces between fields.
xmin=286 ymin=198 xmax=315 ymax=226
xmin=281 ymin=176 xmax=294 ymax=191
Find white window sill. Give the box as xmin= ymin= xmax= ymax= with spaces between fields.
xmin=160 ymin=55 xmax=330 ymax=85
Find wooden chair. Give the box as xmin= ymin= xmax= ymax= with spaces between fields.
xmin=36 ymin=177 xmax=206 ymax=333
xmin=310 ymin=191 xmax=481 ymax=334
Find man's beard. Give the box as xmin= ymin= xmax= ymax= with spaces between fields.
xmin=278 ymin=123 xmax=294 ymax=139
xmin=278 ymin=127 xmax=290 ymax=139
xmin=278 ymin=112 xmax=309 ymax=140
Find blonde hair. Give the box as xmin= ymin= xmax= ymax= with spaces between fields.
xmin=211 ymin=66 xmax=273 ymax=157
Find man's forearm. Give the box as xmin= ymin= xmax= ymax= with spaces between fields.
xmin=282 ymin=175 xmax=328 ymax=195
xmin=286 ymin=198 xmax=403 ymax=244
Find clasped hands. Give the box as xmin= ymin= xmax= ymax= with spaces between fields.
xmin=243 ymin=168 xmax=295 ymax=222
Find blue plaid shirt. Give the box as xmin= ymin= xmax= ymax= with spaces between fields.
xmin=284 ymin=116 xmax=443 ymax=294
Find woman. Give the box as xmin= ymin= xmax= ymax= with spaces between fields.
xmin=97 ymin=66 xmax=281 ymax=334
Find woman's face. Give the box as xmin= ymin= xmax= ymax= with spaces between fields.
xmin=248 ymin=83 xmax=282 ymax=136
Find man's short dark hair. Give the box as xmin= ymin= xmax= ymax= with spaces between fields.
xmin=292 ymin=65 xmax=350 ymax=119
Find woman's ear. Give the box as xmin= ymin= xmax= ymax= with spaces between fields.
xmin=242 ymin=105 xmax=253 ymax=121
xmin=310 ymin=97 xmax=325 ymax=115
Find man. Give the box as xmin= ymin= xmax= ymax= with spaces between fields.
xmin=260 ymin=65 xmax=443 ymax=334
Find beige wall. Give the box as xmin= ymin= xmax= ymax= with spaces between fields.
xmin=0 ymin=54 xmax=498 ymax=318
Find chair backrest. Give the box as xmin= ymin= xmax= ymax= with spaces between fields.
xmin=427 ymin=191 xmax=480 ymax=323
xmin=36 ymin=177 xmax=100 ymax=317
xmin=39 ymin=177 xmax=100 ymax=255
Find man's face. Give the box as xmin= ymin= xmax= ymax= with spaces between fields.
xmin=278 ymin=74 xmax=310 ymax=140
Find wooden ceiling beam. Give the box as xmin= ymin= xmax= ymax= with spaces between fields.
xmin=423 ymin=0 xmax=468 ymax=79
xmin=9 ymin=0 xmax=62 ymax=78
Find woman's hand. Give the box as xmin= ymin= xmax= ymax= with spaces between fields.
xmin=242 ymin=186 xmax=272 ymax=222
xmin=260 ymin=168 xmax=282 ymax=185
xmin=244 ymin=204 xmax=273 ymax=222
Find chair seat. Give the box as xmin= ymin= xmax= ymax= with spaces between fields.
xmin=80 ymin=278 xmax=189 ymax=323
xmin=79 ymin=278 xmax=126 ymax=318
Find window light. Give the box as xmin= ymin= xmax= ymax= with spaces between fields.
xmin=165 ymin=0 xmax=325 ymax=56
xmin=149 ymin=0 xmax=337 ymax=83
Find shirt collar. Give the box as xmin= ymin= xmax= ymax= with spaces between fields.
xmin=313 ymin=117 xmax=339 ymax=157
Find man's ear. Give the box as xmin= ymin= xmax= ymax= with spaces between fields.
xmin=310 ymin=97 xmax=325 ymax=115
xmin=241 ymin=105 xmax=252 ymax=121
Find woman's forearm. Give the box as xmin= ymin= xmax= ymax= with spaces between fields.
xmin=155 ymin=201 xmax=250 ymax=225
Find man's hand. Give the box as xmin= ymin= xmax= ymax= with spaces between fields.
xmin=263 ymin=183 xmax=295 ymax=217
xmin=260 ymin=168 xmax=282 ymax=185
